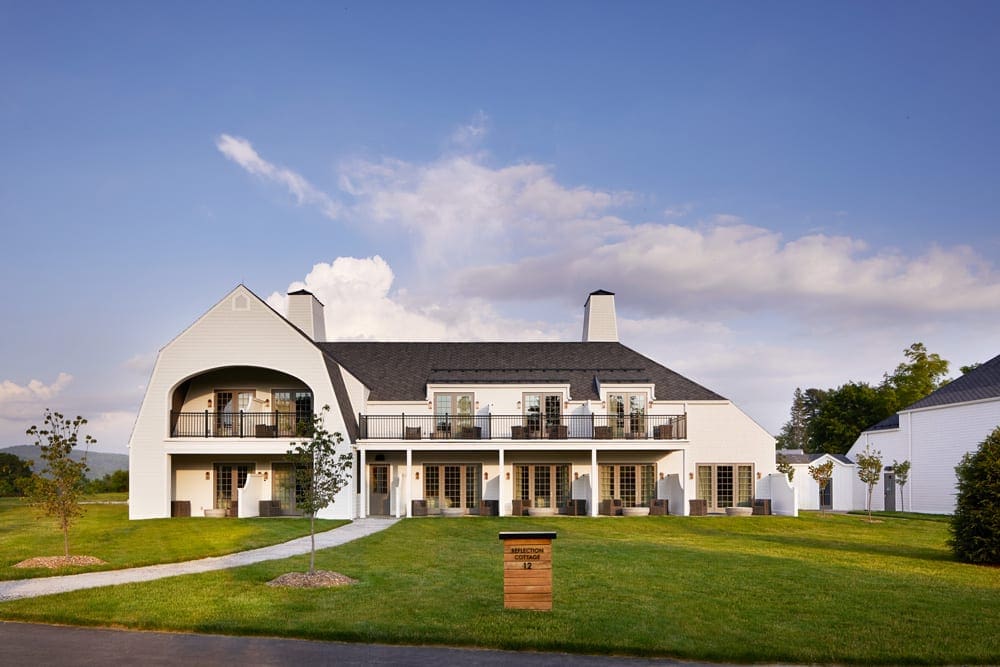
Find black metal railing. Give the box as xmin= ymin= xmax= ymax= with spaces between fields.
xmin=170 ymin=411 xmax=305 ymax=438
xmin=358 ymin=413 xmax=686 ymax=441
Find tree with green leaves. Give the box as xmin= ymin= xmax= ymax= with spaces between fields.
xmin=777 ymin=343 xmax=951 ymax=455
xmin=286 ymin=405 xmax=353 ymax=574
xmin=882 ymin=343 xmax=949 ymax=411
xmin=855 ymin=445 xmax=883 ymax=522
xmin=0 ymin=452 xmax=33 ymax=496
xmin=807 ymin=382 xmax=893 ymax=454
xmin=893 ymin=459 xmax=911 ymax=512
xmin=24 ymin=410 xmax=95 ymax=557
xmin=776 ymin=453 xmax=795 ymax=482
xmin=808 ymin=459 xmax=834 ymax=514
xmin=960 ymin=362 xmax=981 ymax=375
xmin=950 ymin=427 xmax=1000 ymax=564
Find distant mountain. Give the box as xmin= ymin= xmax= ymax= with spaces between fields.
xmin=0 ymin=446 xmax=128 ymax=480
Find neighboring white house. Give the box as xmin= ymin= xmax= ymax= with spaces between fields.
xmin=846 ymin=353 xmax=1000 ymax=514
xmin=776 ymin=450 xmax=855 ymax=512
xmin=129 ymin=286 xmax=779 ymax=520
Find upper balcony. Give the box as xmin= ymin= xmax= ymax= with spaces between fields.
xmin=358 ymin=413 xmax=687 ymax=441
xmin=171 ymin=411 xmax=305 ymax=438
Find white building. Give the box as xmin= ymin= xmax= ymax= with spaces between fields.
xmin=776 ymin=450 xmax=855 ymax=512
xmin=129 ymin=286 xmax=780 ymax=519
xmin=847 ymin=353 xmax=1000 ymax=514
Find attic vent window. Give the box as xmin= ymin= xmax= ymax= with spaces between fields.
xmin=232 ymin=294 xmax=250 ymax=311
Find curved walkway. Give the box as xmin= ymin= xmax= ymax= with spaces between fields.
xmin=0 ymin=517 xmax=398 ymax=602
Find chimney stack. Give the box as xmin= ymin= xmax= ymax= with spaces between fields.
xmin=287 ymin=289 xmax=326 ymax=341
xmin=582 ymin=290 xmax=618 ymax=342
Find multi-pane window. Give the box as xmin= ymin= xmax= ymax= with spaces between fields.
xmin=697 ymin=463 xmax=754 ymax=510
xmin=607 ymin=393 xmax=647 ymax=438
xmin=272 ymin=390 xmax=313 ymax=436
xmin=513 ymin=464 xmax=570 ymax=509
xmin=213 ymin=462 xmax=255 ymax=510
xmin=215 ymin=390 xmax=253 ymax=435
xmin=423 ymin=463 xmax=481 ymax=512
xmin=434 ymin=393 xmax=474 ymax=435
xmin=599 ymin=464 xmax=656 ymax=507
xmin=523 ymin=393 xmax=562 ymax=437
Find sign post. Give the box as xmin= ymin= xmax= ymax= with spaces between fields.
xmin=499 ymin=531 xmax=556 ymax=611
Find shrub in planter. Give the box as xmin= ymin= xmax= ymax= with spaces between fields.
xmin=950 ymin=426 xmax=1000 ymax=564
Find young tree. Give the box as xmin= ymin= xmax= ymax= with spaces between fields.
xmin=286 ymin=405 xmax=353 ymax=574
xmin=24 ymin=410 xmax=94 ymax=557
xmin=882 ymin=342 xmax=949 ymax=410
xmin=776 ymin=453 xmax=795 ymax=482
xmin=893 ymin=459 xmax=911 ymax=512
xmin=807 ymin=459 xmax=834 ymax=514
xmin=950 ymin=427 xmax=1000 ymax=564
xmin=0 ymin=452 xmax=33 ymax=497
xmin=855 ymin=446 xmax=883 ymax=522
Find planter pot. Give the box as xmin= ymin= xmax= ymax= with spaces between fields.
xmin=441 ymin=507 xmax=465 ymax=517
xmin=725 ymin=506 xmax=753 ymax=517
xmin=204 ymin=508 xmax=226 ymax=518
xmin=527 ymin=507 xmax=555 ymax=517
xmin=623 ymin=507 xmax=650 ymax=517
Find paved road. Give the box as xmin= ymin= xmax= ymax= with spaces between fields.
xmin=0 ymin=518 xmax=398 ymax=601
xmin=0 ymin=621 xmax=694 ymax=666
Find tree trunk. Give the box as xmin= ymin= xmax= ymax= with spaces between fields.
xmin=309 ymin=513 xmax=316 ymax=574
xmin=62 ymin=517 xmax=69 ymax=557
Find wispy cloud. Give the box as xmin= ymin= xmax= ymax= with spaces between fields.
xmin=0 ymin=373 xmax=74 ymax=420
xmin=216 ymin=134 xmax=341 ymax=219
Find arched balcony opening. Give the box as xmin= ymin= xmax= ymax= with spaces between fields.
xmin=169 ymin=366 xmax=313 ymax=438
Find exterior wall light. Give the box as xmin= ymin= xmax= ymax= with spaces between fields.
xmin=505 ymin=472 xmax=510 ymax=480
xmin=205 ymin=471 xmax=211 ymax=480
xmin=427 ymin=401 xmax=432 ymax=410
xmin=263 ymin=471 xmax=269 ymax=482
xmin=207 ymin=399 xmax=213 ymax=409
xmin=484 ymin=472 xmax=489 ymax=481
xmin=573 ymin=472 xmax=579 ymax=480
xmin=659 ymin=472 xmax=665 ymax=480
xmin=415 ymin=471 xmax=420 ymax=480
xmin=689 ymin=472 xmax=694 ymax=480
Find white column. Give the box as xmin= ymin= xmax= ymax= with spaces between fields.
xmin=359 ymin=448 xmax=367 ymax=518
xmin=682 ymin=448 xmax=688 ymax=516
xmin=590 ymin=448 xmax=599 ymax=516
xmin=498 ymin=448 xmax=506 ymax=516
xmin=406 ymin=448 xmax=413 ymax=518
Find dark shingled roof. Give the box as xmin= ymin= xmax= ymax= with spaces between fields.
xmin=866 ymin=413 xmax=900 ymax=432
xmin=318 ymin=341 xmax=725 ymax=403
xmin=777 ymin=451 xmax=853 ymax=465
xmin=904 ymin=352 xmax=1000 ymax=411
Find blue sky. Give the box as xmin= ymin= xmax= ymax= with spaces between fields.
xmin=2 ymin=2 xmax=998 ymax=452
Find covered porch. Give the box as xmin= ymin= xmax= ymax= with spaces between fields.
xmin=355 ymin=441 xmax=690 ymax=519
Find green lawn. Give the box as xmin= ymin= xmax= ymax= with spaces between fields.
xmin=1 ymin=513 xmax=997 ymax=664
xmin=0 ymin=497 xmax=345 ymax=580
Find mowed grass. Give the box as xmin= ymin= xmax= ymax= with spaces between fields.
xmin=2 ymin=513 xmax=998 ymax=663
xmin=0 ymin=497 xmax=345 ymax=580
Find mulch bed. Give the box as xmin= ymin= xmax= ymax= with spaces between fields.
xmin=267 ymin=570 xmax=357 ymax=588
xmin=13 ymin=556 xmax=107 ymax=569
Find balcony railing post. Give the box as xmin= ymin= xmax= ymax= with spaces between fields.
xmin=204 ymin=410 xmax=209 ymax=438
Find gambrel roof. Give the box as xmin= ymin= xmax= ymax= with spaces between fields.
xmin=318 ymin=341 xmax=725 ymax=403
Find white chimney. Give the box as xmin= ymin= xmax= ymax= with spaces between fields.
xmin=582 ymin=290 xmax=618 ymax=342
xmin=287 ymin=289 xmax=326 ymax=341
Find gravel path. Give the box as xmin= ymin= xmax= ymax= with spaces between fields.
xmin=0 ymin=518 xmax=398 ymax=602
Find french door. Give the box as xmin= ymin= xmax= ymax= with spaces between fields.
xmin=600 ymin=464 xmax=656 ymax=507
xmin=423 ymin=464 xmax=482 ymax=513
xmin=369 ymin=464 xmax=390 ymax=516
xmin=215 ymin=391 xmax=253 ymax=436
xmin=523 ymin=394 xmax=562 ymax=437
xmin=513 ymin=464 xmax=570 ymax=509
xmin=607 ymin=393 xmax=647 ymax=438
xmin=214 ymin=462 xmax=255 ymax=511
xmin=697 ymin=463 xmax=754 ymax=511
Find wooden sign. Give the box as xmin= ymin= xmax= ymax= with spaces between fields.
xmin=499 ymin=531 xmax=556 ymax=611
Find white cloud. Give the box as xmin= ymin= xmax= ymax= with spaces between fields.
xmin=0 ymin=373 xmax=73 ymax=419
xmin=268 ymin=256 xmax=561 ymax=342
xmin=216 ymin=134 xmax=341 ymax=219
xmin=123 ymin=353 xmax=155 ymax=375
